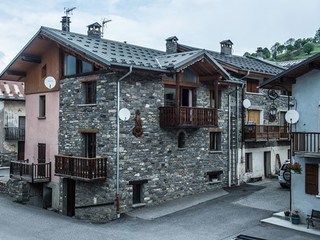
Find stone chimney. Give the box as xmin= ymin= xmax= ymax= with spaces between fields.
xmin=61 ymin=16 xmax=71 ymax=32
xmin=87 ymin=22 xmax=102 ymax=38
xmin=220 ymin=40 xmax=233 ymax=55
xmin=256 ymin=47 xmax=264 ymax=59
xmin=166 ymin=36 xmax=179 ymax=54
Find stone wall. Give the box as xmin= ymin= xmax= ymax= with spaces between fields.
xmin=7 ymin=179 xmax=29 ymax=202
xmin=59 ymin=71 xmax=231 ymax=221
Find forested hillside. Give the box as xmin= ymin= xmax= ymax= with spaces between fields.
xmin=244 ymin=27 xmax=320 ymax=61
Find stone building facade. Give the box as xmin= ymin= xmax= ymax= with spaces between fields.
xmin=59 ymin=70 xmax=235 ymax=221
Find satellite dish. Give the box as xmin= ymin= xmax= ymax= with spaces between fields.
xmin=243 ymin=99 xmax=251 ymax=109
xmin=119 ymin=108 xmax=131 ymax=121
xmin=285 ymin=110 xmax=299 ymax=124
xmin=44 ymin=76 xmax=56 ymax=89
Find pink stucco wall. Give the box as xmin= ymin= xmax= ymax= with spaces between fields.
xmin=25 ymin=92 xmax=59 ymax=183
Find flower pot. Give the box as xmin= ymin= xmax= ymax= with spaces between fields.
xmin=291 ymin=216 xmax=300 ymax=224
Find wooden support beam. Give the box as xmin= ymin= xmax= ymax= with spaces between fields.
xmin=21 ymin=54 xmax=41 ymax=63
xmin=7 ymin=70 xmax=26 ymax=77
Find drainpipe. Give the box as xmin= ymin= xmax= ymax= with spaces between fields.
xmin=116 ymin=65 xmax=133 ymax=218
xmin=228 ymin=71 xmax=250 ymax=187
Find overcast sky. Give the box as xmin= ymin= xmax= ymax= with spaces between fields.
xmin=0 ymin=0 xmax=319 ymax=71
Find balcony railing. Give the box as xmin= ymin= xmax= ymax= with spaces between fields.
xmin=10 ymin=160 xmax=51 ymax=183
xmin=159 ymin=106 xmax=217 ymax=128
xmin=244 ymin=125 xmax=289 ymax=141
xmin=55 ymin=155 xmax=108 ymax=181
xmin=4 ymin=127 xmax=25 ymax=141
xmin=292 ymin=132 xmax=320 ymax=155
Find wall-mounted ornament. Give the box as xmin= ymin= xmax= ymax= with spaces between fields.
xmin=132 ymin=110 xmax=143 ymax=137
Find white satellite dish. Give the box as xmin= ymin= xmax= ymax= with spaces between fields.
xmin=243 ymin=99 xmax=251 ymax=109
xmin=44 ymin=76 xmax=56 ymax=89
xmin=119 ymin=108 xmax=131 ymax=121
xmin=285 ymin=110 xmax=299 ymax=124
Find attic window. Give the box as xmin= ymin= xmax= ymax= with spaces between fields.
xmin=63 ymin=54 xmax=94 ymax=76
xmin=183 ymin=69 xmax=197 ymax=83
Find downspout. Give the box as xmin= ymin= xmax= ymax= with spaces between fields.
xmin=228 ymin=71 xmax=250 ymax=187
xmin=116 ymin=65 xmax=133 ymax=218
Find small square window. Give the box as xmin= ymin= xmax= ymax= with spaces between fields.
xmin=207 ymin=171 xmax=223 ymax=183
xmin=209 ymin=132 xmax=221 ymax=151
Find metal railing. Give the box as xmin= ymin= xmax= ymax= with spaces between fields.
xmin=4 ymin=127 xmax=25 ymax=141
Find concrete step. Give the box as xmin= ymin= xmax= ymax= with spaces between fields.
xmin=272 ymin=211 xmax=291 ymax=221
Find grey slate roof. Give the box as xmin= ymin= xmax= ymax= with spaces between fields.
xmin=42 ymin=27 xmax=167 ymax=71
xmin=178 ymin=44 xmax=284 ymax=75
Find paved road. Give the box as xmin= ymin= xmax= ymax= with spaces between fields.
xmin=0 ymin=179 xmax=317 ymax=240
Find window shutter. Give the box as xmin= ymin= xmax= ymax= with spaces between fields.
xmin=305 ymin=164 xmax=319 ymax=195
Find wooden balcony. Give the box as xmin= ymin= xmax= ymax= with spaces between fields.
xmin=10 ymin=160 xmax=51 ymax=183
xmin=55 ymin=155 xmax=108 ymax=181
xmin=4 ymin=127 xmax=25 ymax=141
xmin=244 ymin=125 xmax=289 ymax=141
xmin=159 ymin=106 xmax=217 ymax=128
xmin=292 ymin=132 xmax=320 ymax=156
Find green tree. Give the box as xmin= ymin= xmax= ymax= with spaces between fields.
xmin=303 ymin=42 xmax=315 ymax=54
xmin=271 ymin=42 xmax=280 ymax=59
xmin=314 ymin=27 xmax=320 ymax=43
xmin=263 ymin=47 xmax=271 ymax=59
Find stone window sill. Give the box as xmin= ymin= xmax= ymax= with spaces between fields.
xmin=77 ymin=104 xmax=97 ymax=107
xmin=38 ymin=116 xmax=46 ymax=120
xmin=209 ymin=151 xmax=223 ymax=154
xmin=132 ymin=203 xmax=146 ymax=208
xmin=208 ymin=180 xmax=222 ymax=185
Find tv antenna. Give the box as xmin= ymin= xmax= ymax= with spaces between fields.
xmin=64 ymin=7 xmax=76 ymax=17
xmin=101 ymin=18 xmax=112 ymax=37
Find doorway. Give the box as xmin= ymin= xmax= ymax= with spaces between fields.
xmin=264 ymin=151 xmax=271 ymax=178
xmin=62 ymin=178 xmax=75 ymax=217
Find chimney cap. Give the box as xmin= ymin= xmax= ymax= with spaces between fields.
xmin=166 ymin=36 xmax=178 ymax=42
xmin=220 ymin=39 xmax=233 ymax=45
xmin=87 ymin=22 xmax=102 ymax=28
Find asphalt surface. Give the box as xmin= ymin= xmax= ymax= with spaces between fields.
xmin=0 ymin=178 xmax=318 ymax=240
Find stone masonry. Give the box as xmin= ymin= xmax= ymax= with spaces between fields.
xmin=58 ymin=71 xmax=233 ymax=221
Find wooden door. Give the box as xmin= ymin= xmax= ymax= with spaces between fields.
xmin=63 ymin=178 xmax=75 ymax=217
xmin=38 ymin=143 xmax=46 ymax=176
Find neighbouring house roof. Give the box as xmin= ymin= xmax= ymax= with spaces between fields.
xmin=178 ymin=44 xmax=284 ymax=76
xmin=260 ymin=52 xmax=320 ymax=90
xmin=0 ymin=81 xmax=25 ymax=100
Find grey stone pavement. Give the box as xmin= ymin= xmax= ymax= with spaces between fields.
xmin=1 ymin=172 xmax=319 ymax=240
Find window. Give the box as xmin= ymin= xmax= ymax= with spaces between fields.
xmin=246 ymin=79 xmax=259 ymax=93
xmin=64 ymin=54 xmax=94 ymax=76
xmin=164 ymin=87 xmax=176 ymax=106
xmin=245 ymin=153 xmax=253 ymax=172
xmin=183 ymin=69 xmax=197 ymax=83
xmin=305 ymin=163 xmax=319 ymax=195
xmin=178 ymin=131 xmax=186 ymax=148
xmin=246 ymin=110 xmax=261 ymax=125
xmin=210 ymin=90 xmax=222 ymax=108
xmin=207 ymin=171 xmax=223 ymax=183
xmin=209 ymin=132 xmax=221 ymax=151
xmin=82 ymin=81 xmax=97 ymax=104
xmin=129 ymin=180 xmax=148 ymax=205
xmin=82 ymin=133 xmax=96 ymax=158
xmin=181 ymin=88 xmax=195 ymax=107
xmin=39 ymin=95 xmax=46 ymax=118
